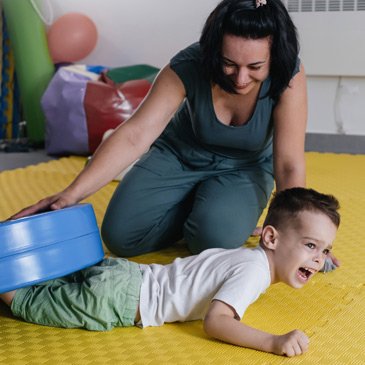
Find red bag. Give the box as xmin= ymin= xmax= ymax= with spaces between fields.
xmin=84 ymin=73 xmax=152 ymax=153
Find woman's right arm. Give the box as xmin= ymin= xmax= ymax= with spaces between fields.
xmin=10 ymin=65 xmax=186 ymax=219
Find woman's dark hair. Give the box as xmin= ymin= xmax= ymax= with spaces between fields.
xmin=199 ymin=0 xmax=299 ymax=101
xmin=263 ymin=187 xmax=341 ymax=229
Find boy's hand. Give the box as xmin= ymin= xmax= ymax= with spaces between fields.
xmin=272 ymin=330 xmax=309 ymax=357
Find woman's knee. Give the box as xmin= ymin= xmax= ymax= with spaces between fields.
xmin=184 ymin=218 xmax=250 ymax=254
xmin=101 ymin=184 xmax=154 ymax=257
xmin=183 ymin=214 xmax=255 ymax=254
xmin=101 ymin=211 xmax=182 ymax=257
xmin=101 ymin=218 xmax=138 ymax=257
xmin=184 ymin=226 xmax=248 ymax=255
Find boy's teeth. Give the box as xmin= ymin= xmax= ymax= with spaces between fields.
xmin=299 ymin=267 xmax=314 ymax=278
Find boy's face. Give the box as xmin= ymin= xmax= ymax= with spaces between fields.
xmin=267 ymin=210 xmax=338 ymax=288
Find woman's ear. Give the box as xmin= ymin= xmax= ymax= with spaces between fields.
xmin=261 ymin=225 xmax=279 ymax=250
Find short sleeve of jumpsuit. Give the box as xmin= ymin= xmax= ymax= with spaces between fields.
xmin=101 ymin=43 xmax=300 ymax=257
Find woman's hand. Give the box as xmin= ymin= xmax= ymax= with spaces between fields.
xmin=251 ymin=226 xmax=262 ymax=236
xmin=328 ymin=252 xmax=341 ymax=267
xmin=320 ymin=252 xmax=341 ymax=272
xmin=8 ymin=191 xmax=79 ymax=220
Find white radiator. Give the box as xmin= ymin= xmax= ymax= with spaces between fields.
xmin=284 ymin=0 xmax=365 ymax=76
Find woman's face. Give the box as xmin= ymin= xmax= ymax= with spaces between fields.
xmin=221 ymin=34 xmax=271 ymax=95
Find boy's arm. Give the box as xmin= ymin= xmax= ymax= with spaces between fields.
xmin=203 ymin=300 xmax=309 ymax=357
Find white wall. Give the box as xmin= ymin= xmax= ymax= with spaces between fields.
xmin=290 ymin=11 xmax=365 ymax=136
xmin=39 ymin=0 xmax=365 ymax=136
xmin=307 ymin=77 xmax=365 ymax=135
xmin=42 ymin=0 xmax=219 ymax=68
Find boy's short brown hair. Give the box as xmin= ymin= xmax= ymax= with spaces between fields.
xmin=263 ymin=187 xmax=340 ymax=230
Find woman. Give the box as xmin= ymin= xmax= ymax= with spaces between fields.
xmin=14 ymin=0 xmax=309 ymax=258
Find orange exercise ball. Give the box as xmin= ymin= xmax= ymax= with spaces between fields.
xmin=47 ymin=13 xmax=98 ymax=63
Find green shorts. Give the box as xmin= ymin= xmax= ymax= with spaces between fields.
xmin=11 ymin=258 xmax=142 ymax=331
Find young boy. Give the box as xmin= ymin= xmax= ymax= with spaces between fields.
xmin=0 ymin=187 xmax=340 ymax=357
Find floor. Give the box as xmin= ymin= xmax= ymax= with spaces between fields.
xmin=0 ymin=149 xmax=55 ymax=171
xmin=1 ymin=153 xmax=364 ymax=364
xmin=1 ymin=132 xmax=364 ymax=172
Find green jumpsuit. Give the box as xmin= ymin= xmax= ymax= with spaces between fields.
xmin=101 ymin=43 xmax=298 ymax=256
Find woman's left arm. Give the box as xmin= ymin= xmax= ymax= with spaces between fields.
xmin=272 ymin=63 xmax=308 ymax=191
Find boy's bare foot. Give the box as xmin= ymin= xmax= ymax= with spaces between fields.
xmin=0 ymin=291 xmax=16 ymax=306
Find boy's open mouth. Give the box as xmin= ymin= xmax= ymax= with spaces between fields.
xmin=298 ymin=267 xmax=315 ymax=281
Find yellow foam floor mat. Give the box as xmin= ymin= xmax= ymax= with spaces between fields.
xmin=0 ymin=152 xmax=364 ymax=364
